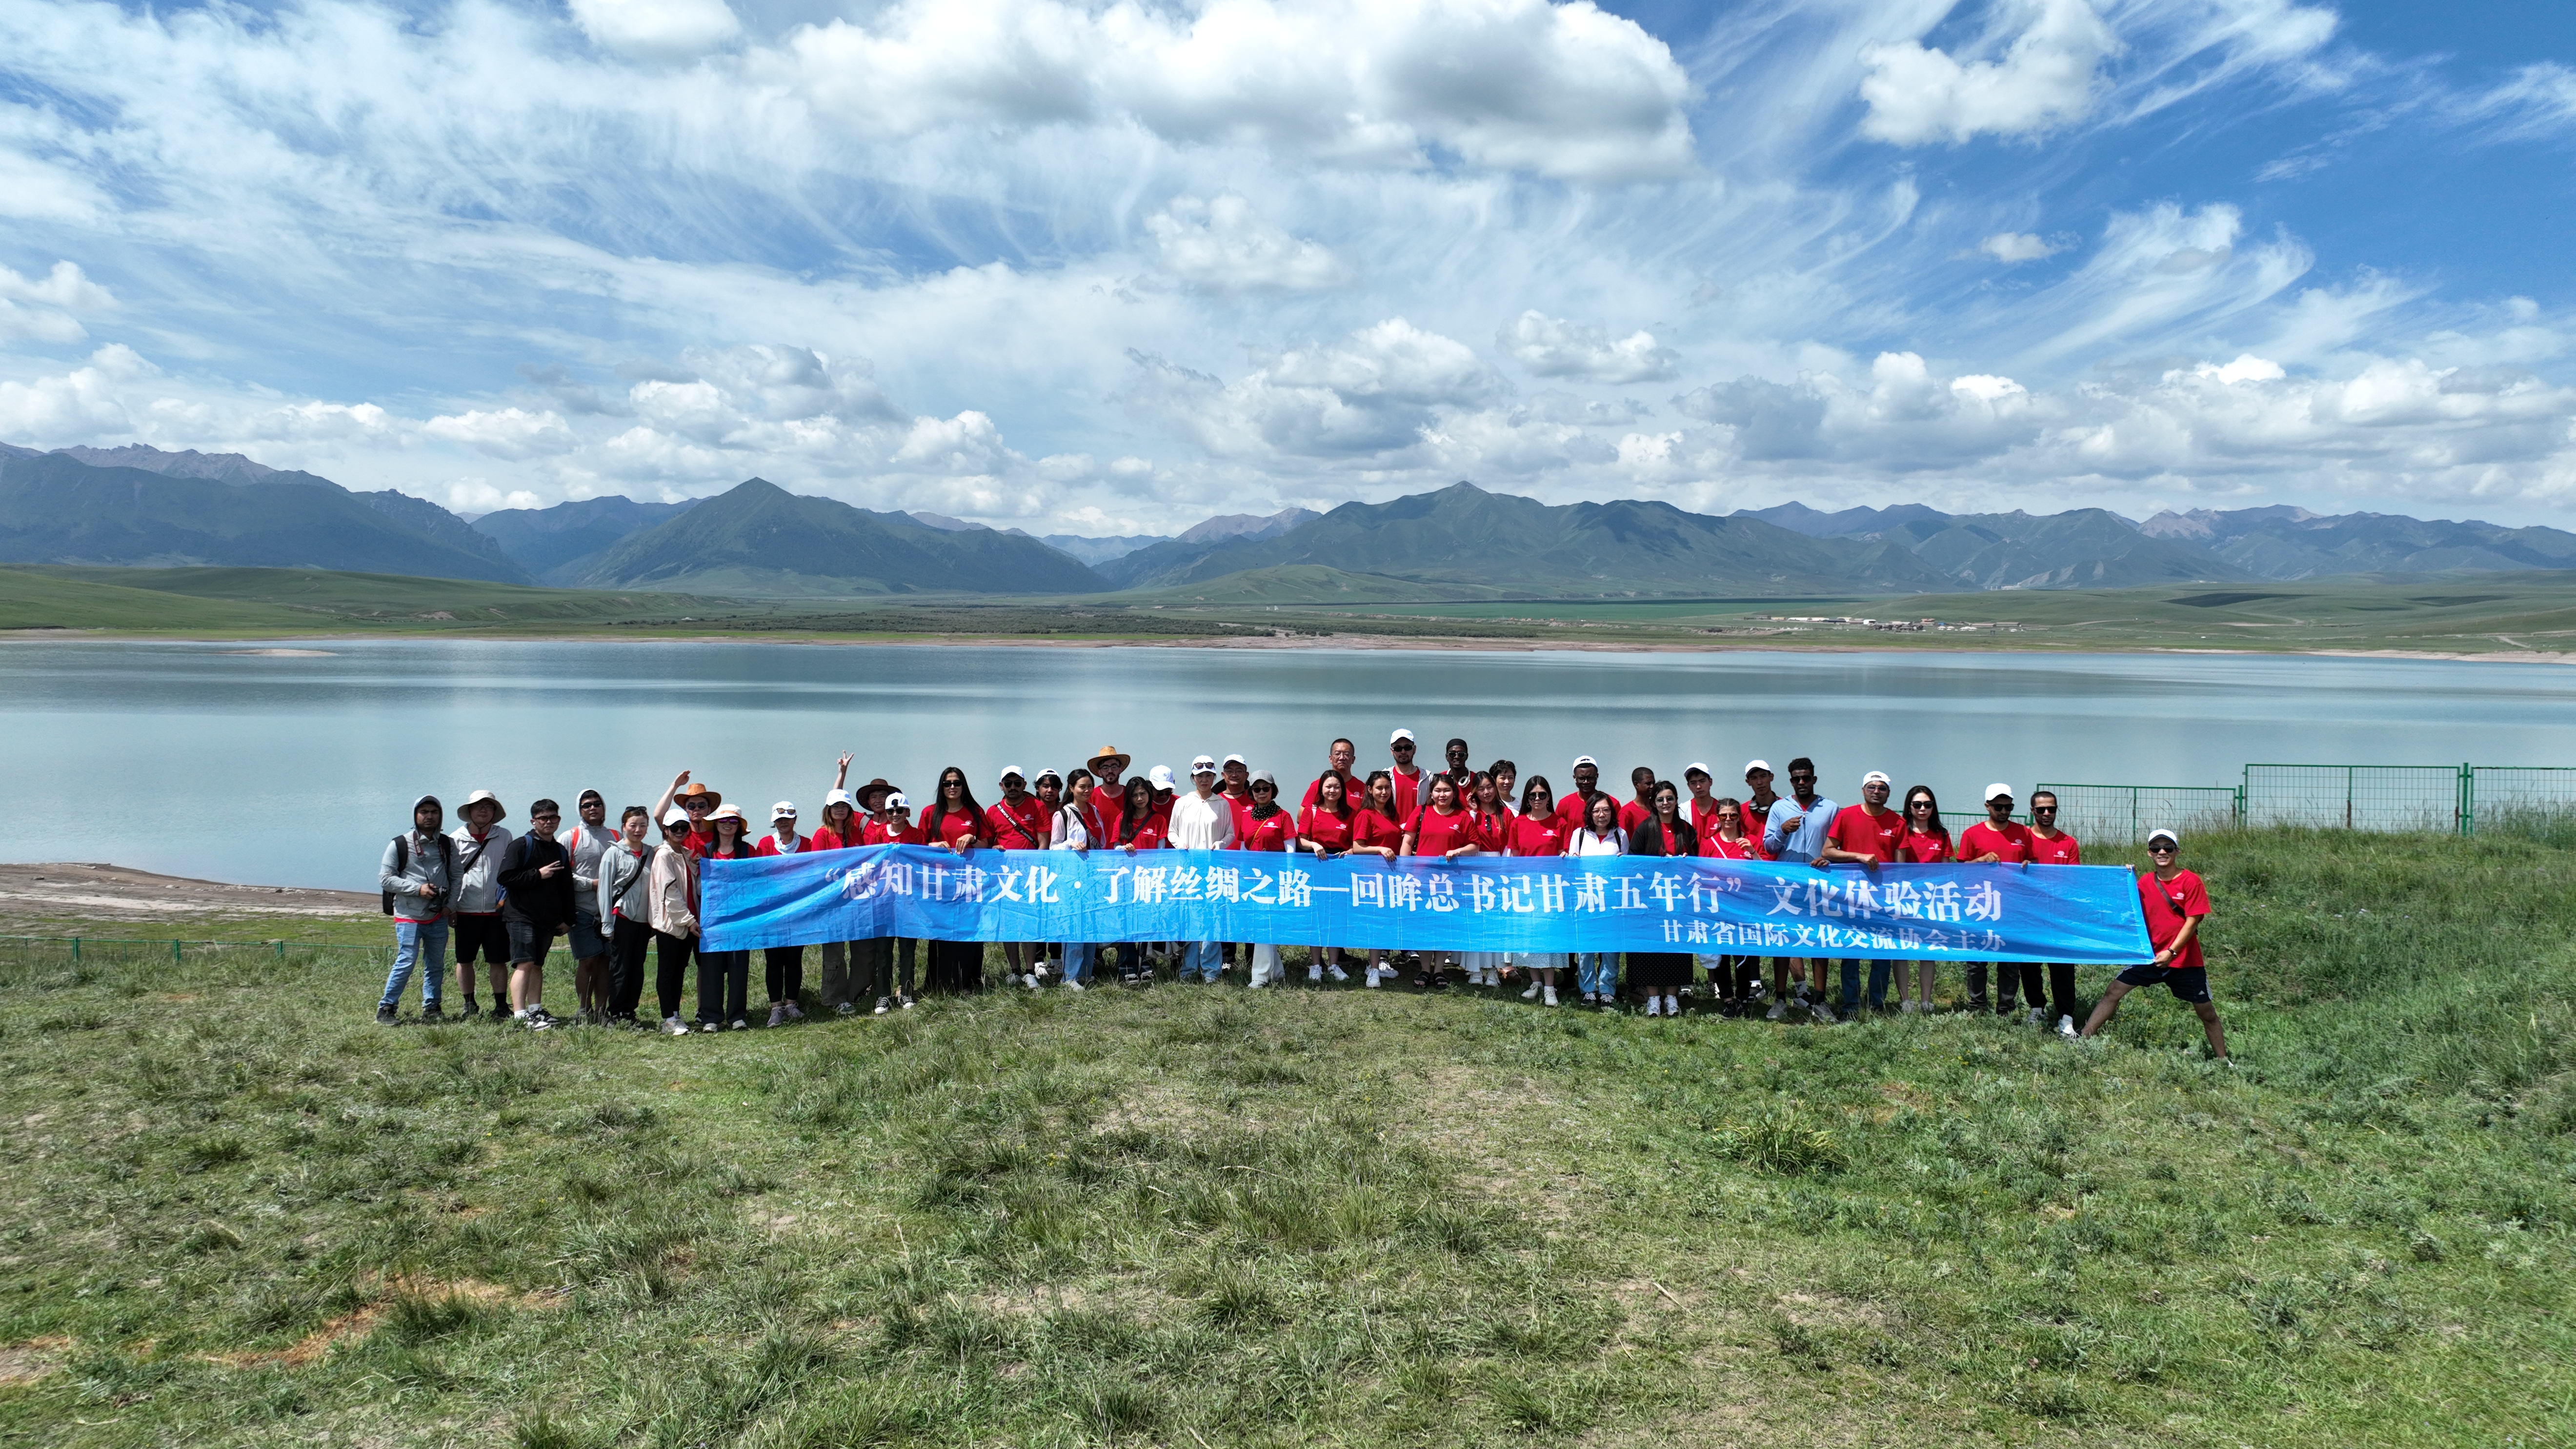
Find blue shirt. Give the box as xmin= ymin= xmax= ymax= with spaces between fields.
xmin=1763 ymin=794 xmax=1839 ymax=863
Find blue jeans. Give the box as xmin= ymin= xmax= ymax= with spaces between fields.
xmin=1180 ymin=940 xmax=1223 ymax=982
xmin=1062 ymin=942 xmax=1096 ymax=984
xmin=1839 ymin=958 xmax=1892 ymax=1011
xmin=1575 ymin=951 xmax=1617 ymax=997
xmin=381 ymin=917 xmax=449 ymax=1010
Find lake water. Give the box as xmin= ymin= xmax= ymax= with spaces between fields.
xmin=3 ymin=639 xmax=2573 ymax=889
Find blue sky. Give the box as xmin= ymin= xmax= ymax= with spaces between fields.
xmin=2 ymin=0 xmax=2573 ymax=533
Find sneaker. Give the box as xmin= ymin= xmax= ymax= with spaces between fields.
xmin=1581 ymin=991 xmax=1597 ymax=1005
xmin=663 ymin=1014 xmax=689 ymax=1036
xmin=899 ymin=994 xmax=916 ymax=1010
xmin=1542 ymin=985 xmax=1558 ymax=1007
xmin=1966 ymin=996 xmax=1990 ymax=1014
xmin=1766 ymin=1000 xmax=1790 ymax=1021
xmin=459 ymin=999 xmax=479 ymax=1019
xmin=523 ymin=1012 xmax=552 ymax=1031
xmin=375 ymin=1005 xmax=399 ymax=1025
xmin=1665 ymin=994 xmax=1681 ymax=1017
xmin=873 ymin=997 xmax=892 ymax=1016
xmin=696 ymin=1019 xmax=719 ymax=1033
xmin=835 ymin=1001 xmax=856 ymax=1016
xmin=2057 ymin=1015 xmax=2078 ymax=1038
xmin=1644 ymin=996 xmax=1662 ymax=1017
xmin=421 ymin=1004 xmax=445 ymax=1024
xmin=1002 ymin=971 xmax=1021 ymax=988
xmin=1996 ymin=999 xmax=2019 ymax=1017
xmin=1327 ymin=964 xmax=1349 ymax=983
xmin=1522 ymin=983 xmax=1542 ymax=1001
xmin=1363 ymin=971 xmax=1380 ymax=989
xmin=1307 ymin=965 xmax=1323 ymax=983
xmin=489 ymin=1003 xmax=511 ymax=1022
xmin=1899 ymin=999 xmax=1920 ymax=1014
xmin=783 ymin=1001 xmax=805 ymax=1021
xmin=1026 ymin=973 xmax=1043 ymax=990
xmin=728 ymin=1018 xmax=750 ymax=1031
xmin=1810 ymin=1000 xmax=1838 ymax=1025
xmin=767 ymin=1003 xmax=788 ymax=1028
xmin=2028 ymin=1007 xmax=2048 ymax=1027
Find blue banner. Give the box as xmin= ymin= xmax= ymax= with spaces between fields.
xmin=700 ymin=846 xmax=2152 ymax=965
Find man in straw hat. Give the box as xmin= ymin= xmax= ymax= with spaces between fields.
xmin=1081 ymin=746 xmax=1133 ymax=983
xmin=449 ymin=788 xmax=514 ymax=1021
xmin=653 ymin=769 xmax=723 ymax=855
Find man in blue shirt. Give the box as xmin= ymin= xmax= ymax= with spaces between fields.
xmin=1760 ymin=757 xmax=1841 ymax=1023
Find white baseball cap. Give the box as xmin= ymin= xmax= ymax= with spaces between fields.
xmin=998 ymin=764 xmax=1025 ymax=783
xmin=1984 ymin=782 xmax=2015 ymax=802
xmin=1684 ymin=762 xmax=1713 ymax=779
xmin=1861 ymin=771 xmax=1891 ymax=787
xmin=1033 ymin=767 xmax=1062 ymax=784
xmin=1148 ymin=765 xmax=1176 ymax=790
xmin=1222 ymin=752 xmax=1247 ymax=766
xmin=1390 ymin=728 xmax=1416 ymax=744
xmin=885 ymin=792 xmax=910 ymax=811
xmin=2147 ymin=826 xmax=2180 ymax=848
xmin=1189 ymin=755 xmax=1218 ymax=776
xmin=661 ymin=808 xmax=690 ymax=828
xmin=1743 ymin=759 xmax=1772 ymax=777
xmin=1572 ymin=754 xmax=1598 ymax=768
xmin=771 ymin=800 xmax=797 ymax=819
xmin=824 ymin=788 xmax=854 ymax=810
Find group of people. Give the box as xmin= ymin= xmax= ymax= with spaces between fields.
xmin=374 ymin=729 xmax=2225 ymax=1058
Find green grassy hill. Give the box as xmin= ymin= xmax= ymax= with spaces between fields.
xmin=0 ymin=828 xmax=2567 ymax=1447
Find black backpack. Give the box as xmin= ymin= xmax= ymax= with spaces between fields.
xmin=382 ymin=832 xmax=459 ymax=915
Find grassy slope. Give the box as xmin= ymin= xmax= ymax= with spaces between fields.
xmin=0 ymin=829 xmax=2569 ymax=1448
xmin=9 ymin=564 xmax=2576 ymax=654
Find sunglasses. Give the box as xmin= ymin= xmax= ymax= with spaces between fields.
xmin=533 ymin=813 xmax=561 ymax=821
xmin=2148 ymin=843 xmax=2177 ymax=852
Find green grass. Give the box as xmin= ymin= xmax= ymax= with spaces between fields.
xmin=0 ymin=829 xmax=2571 ymax=1447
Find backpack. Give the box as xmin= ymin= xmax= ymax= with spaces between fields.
xmin=382 ymin=832 xmax=458 ymax=915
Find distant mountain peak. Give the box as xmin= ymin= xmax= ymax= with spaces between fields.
xmin=908 ymin=511 xmax=985 ymax=532
xmin=1175 ymin=505 xmax=1321 ymax=544
xmin=53 ymin=444 xmax=282 ymax=484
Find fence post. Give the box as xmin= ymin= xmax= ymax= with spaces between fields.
xmin=172 ymin=939 xmax=181 ymax=966
xmin=70 ymin=937 xmax=80 ymax=964
xmin=275 ymin=941 xmax=286 ymax=962
xmin=2234 ymin=785 xmax=2246 ymax=829
xmin=2459 ymin=762 xmax=2473 ymax=837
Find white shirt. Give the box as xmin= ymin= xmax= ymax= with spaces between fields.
xmin=1164 ymin=790 xmax=1236 ymax=850
xmin=1569 ymin=826 xmax=1628 ymax=858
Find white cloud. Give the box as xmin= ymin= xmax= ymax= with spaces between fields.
xmin=1499 ymin=311 xmax=1678 ymax=382
xmin=1978 ymin=231 xmax=2060 ymax=263
xmin=2191 ymin=354 xmax=2285 ymax=384
xmin=770 ymin=0 xmax=1695 ymax=182
xmin=1859 ymin=0 xmax=2118 ymax=145
xmin=0 ymin=261 xmax=114 ymax=343
xmin=423 ymin=406 xmax=578 ymax=459
xmin=1132 ymin=318 xmax=1507 ymax=462
xmin=566 ymin=0 xmax=741 ymax=60
xmin=1146 ymin=196 xmax=1351 ymax=293
xmin=442 ymin=478 xmax=545 ymax=513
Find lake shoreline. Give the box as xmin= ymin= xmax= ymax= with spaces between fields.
xmin=5 ymin=625 xmax=2571 ymax=664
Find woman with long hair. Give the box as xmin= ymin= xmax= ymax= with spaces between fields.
xmin=1509 ymin=776 xmax=1567 ymax=1006
xmin=1455 ymin=771 xmax=1512 ymax=988
xmin=1625 ymin=780 xmax=1697 ymax=1018
xmin=1404 ymin=773 xmax=1481 ymax=989
xmin=696 ymin=805 xmax=756 ymax=1031
xmin=1297 ymin=770 xmax=1358 ymax=981
xmin=1103 ymin=775 xmax=1164 ymax=984
xmin=921 ymin=765 xmax=992 ymax=993
xmin=1351 ymin=769 xmax=1404 ymax=986
xmin=1896 ymin=785 xmax=1952 ymax=1014
xmin=1050 ymin=767 xmax=1096 ymax=990
xmin=1698 ymin=796 xmax=1764 ymax=1014
xmin=1568 ymin=793 xmax=1627 ymax=1006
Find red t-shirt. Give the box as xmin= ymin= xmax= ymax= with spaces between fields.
xmin=926 ymin=806 xmax=989 ymax=850
xmin=986 ymin=795 xmax=1050 ymax=851
xmin=2027 ymin=829 xmax=2082 ymax=865
xmin=1898 ymin=828 xmax=1952 ymax=864
xmin=1391 ymin=766 xmax=1425 ymax=827
xmin=1700 ymin=831 xmax=1763 ymax=861
xmin=1829 ymin=804 xmax=1905 ymax=863
xmin=1687 ymin=797 xmax=1727 ymax=838
xmin=1224 ymin=793 xmax=1255 ymax=845
xmin=752 ymin=833 xmax=806 ymax=857
xmin=2139 ymin=869 xmax=2210 ymax=969
xmin=1298 ymin=806 xmax=1355 ymax=853
xmin=1508 ymin=814 xmax=1564 ymax=857
xmin=1474 ymin=803 xmax=1517 ymax=853
xmin=810 ymin=824 xmax=856 ymax=851
xmin=1352 ymin=808 xmax=1402 ymax=854
xmin=1644 ymin=818 xmax=1690 ymax=855
xmin=864 ymin=819 xmax=926 ymax=846
xmin=1240 ymin=808 xmax=1296 ymax=853
xmin=1079 ymin=787 xmax=1119 ymax=845
xmin=1554 ymin=790 xmax=1611 ymax=836
xmin=1960 ymin=820 xmax=2033 ymax=864
xmin=1410 ymin=806 xmax=1480 ymax=857
xmin=1618 ymin=799 xmax=1653 ymax=833
xmin=1741 ymin=798 xmax=1775 ymax=840
xmin=1104 ymin=808 xmax=1164 ymax=850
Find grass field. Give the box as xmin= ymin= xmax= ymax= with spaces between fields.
xmin=11 ymin=564 xmax=2576 ymax=656
xmin=0 ymin=828 xmax=2569 ymax=1448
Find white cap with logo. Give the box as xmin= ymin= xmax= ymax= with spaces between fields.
xmin=1984 ymin=782 xmax=2015 ymax=803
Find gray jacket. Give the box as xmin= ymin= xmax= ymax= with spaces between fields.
xmin=447 ymin=824 xmax=513 ymax=914
xmin=562 ymin=823 xmax=615 ymax=921
xmin=598 ymin=840 xmax=653 ymax=926
xmin=378 ymin=805 xmax=455 ymax=921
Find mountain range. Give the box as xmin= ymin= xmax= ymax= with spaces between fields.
xmin=7 ymin=440 xmax=2576 ymax=601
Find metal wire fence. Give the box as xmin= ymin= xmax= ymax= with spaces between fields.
xmin=2466 ymin=766 xmax=2576 ymax=839
xmin=2030 ymin=784 xmax=2244 ymax=845
xmin=2241 ymin=764 xmax=2468 ymax=833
